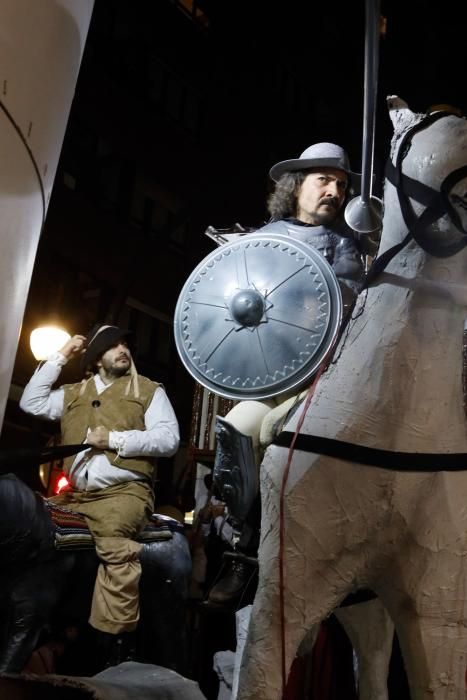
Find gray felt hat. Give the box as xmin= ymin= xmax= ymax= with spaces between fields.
xmin=269 ymin=142 xmax=360 ymax=189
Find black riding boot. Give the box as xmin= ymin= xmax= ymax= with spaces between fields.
xmin=207 ymin=554 xmax=258 ymax=605
xmin=207 ymin=493 xmax=261 ymax=606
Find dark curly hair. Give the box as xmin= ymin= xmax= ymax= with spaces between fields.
xmin=267 ymin=169 xmax=354 ymax=222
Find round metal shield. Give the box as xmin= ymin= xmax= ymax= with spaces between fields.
xmin=174 ymin=233 xmax=342 ymax=400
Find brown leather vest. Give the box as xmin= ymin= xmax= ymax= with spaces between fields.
xmin=61 ymin=374 xmax=158 ymax=478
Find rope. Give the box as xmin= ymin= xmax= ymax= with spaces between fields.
xmin=278 ymin=360 xmax=327 ymax=699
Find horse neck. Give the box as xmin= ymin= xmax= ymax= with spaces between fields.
xmin=307 ymin=180 xmax=467 ymax=453
xmin=371 ymin=179 xmax=467 ymax=388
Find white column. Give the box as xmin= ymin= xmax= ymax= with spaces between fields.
xmin=0 ymin=0 xmax=94 ymax=427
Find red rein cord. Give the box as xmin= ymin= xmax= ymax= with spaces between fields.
xmin=278 ymin=361 xmax=327 ymax=699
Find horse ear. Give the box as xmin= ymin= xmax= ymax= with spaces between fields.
xmin=387 ymin=95 xmax=415 ymax=131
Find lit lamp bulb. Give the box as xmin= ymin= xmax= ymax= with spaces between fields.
xmin=30 ymin=326 xmax=71 ymax=361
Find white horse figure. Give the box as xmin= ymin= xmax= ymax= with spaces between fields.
xmin=236 ymin=96 xmax=467 ymax=700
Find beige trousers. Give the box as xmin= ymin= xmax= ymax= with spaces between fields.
xmin=49 ymin=480 xmax=153 ymax=634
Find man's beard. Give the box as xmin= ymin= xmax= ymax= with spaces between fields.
xmin=311 ymin=198 xmax=340 ymax=226
xmin=102 ymin=355 xmax=130 ymax=379
xmin=108 ymin=364 xmax=129 ymax=378
xmin=312 ymin=209 xmax=338 ymax=226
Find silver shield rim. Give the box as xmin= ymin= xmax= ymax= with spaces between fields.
xmin=174 ymin=233 xmax=343 ymax=400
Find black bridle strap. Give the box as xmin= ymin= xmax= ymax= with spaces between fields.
xmin=386 ymin=155 xmax=467 ymax=258
xmin=363 ymin=229 xmax=413 ymax=288
xmin=365 ymin=203 xmax=467 ymax=291
xmin=441 ymin=164 xmax=467 ymax=232
xmin=363 ymin=111 xmax=467 ymax=287
xmin=272 ymin=431 xmax=467 ymax=472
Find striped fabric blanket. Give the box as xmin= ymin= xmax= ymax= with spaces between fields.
xmin=44 ymin=500 xmax=182 ymax=550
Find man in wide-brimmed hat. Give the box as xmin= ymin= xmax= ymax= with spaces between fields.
xmin=20 ymin=323 xmax=179 ymax=664
xmin=208 ymin=142 xmax=369 ymax=604
xmin=265 ymin=141 xmax=364 ymax=295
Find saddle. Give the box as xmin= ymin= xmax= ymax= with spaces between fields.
xmin=44 ymin=500 xmax=182 ymax=551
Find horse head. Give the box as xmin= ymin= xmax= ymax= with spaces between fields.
xmin=382 ymin=95 xmax=467 ymax=259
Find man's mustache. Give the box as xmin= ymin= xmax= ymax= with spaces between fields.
xmin=319 ymin=197 xmax=339 ymax=208
xmin=116 ymin=353 xmax=130 ymax=361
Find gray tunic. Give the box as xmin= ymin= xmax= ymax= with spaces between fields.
xmin=257 ymin=218 xmax=364 ymax=294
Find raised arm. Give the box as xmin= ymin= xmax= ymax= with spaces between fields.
xmin=19 ymin=334 xmax=86 ymax=420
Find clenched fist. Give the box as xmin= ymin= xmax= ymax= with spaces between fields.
xmin=59 ymin=334 xmax=87 ymax=359
xmin=86 ymin=426 xmax=110 ymax=450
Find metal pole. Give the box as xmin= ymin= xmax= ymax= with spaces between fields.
xmin=345 ymin=0 xmax=383 ymax=235
xmin=361 ymin=0 xmax=380 ymax=202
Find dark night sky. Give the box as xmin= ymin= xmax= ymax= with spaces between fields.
xmin=127 ymin=0 xmax=464 ymax=226
xmin=58 ymin=0 xmax=466 ymax=247
xmin=74 ymin=0 xmax=467 ymax=226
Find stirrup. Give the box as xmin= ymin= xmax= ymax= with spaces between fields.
xmin=213 ymin=417 xmax=258 ymax=530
